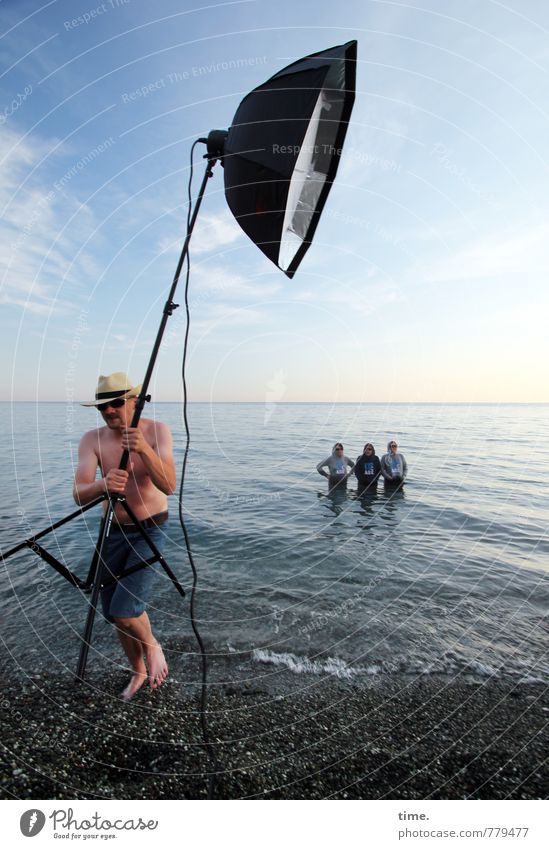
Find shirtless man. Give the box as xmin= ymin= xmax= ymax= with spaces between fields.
xmin=74 ymin=372 xmax=176 ymax=701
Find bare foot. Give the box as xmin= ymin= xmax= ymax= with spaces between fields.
xmin=146 ymin=641 xmax=168 ymax=690
xmin=121 ymin=670 xmax=147 ymax=702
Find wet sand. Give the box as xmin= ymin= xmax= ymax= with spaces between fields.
xmin=1 ymin=669 xmax=546 ymax=800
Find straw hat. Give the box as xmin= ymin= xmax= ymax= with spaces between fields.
xmin=81 ymin=372 xmax=142 ymax=407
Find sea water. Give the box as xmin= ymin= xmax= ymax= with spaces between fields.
xmin=1 ymin=402 xmax=547 ymax=691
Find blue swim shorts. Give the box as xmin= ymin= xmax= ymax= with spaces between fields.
xmin=99 ymin=524 xmax=166 ymax=623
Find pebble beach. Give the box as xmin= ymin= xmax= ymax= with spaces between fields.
xmin=2 ymin=666 xmax=547 ymax=800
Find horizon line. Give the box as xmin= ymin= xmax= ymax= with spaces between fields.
xmin=2 ymin=400 xmax=548 ymax=406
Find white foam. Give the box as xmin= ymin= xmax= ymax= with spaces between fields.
xmin=252 ymin=649 xmax=362 ymax=680
xmin=251 ymin=648 xmax=548 ymax=683
xmin=464 ymin=659 xmax=499 ymax=677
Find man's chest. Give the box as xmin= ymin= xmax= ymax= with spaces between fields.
xmin=96 ymin=440 xmax=149 ymax=480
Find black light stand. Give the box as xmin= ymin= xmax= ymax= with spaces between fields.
xmin=2 ymin=142 xmax=221 ymax=682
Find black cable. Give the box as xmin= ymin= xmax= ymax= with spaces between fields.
xmin=178 ymin=139 xmax=222 ymax=799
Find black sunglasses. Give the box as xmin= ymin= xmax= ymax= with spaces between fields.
xmin=97 ymin=398 xmax=126 ymax=412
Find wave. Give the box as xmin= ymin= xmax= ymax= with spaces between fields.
xmin=252 ymin=648 xmax=548 ymax=682
xmin=252 ymin=649 xmax=364 ymax=680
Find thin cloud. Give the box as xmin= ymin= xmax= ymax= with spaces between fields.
xmin=157 ymin=208 xmax=243 ymax=257
xmin=189 ymin=263 xmax=282 ymax=300
xmin=0 ymin=293 xmax=53 ymax=314
xmin=0 ymin=125 xmax=102 ymax=316
xmin=293 ymin=279 xmax=403 ymax=317
xmin=424 ymin=220 xmax=549 ymax=282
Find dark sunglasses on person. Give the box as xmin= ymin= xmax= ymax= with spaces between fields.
xmin=97 ymin=398 xmax=126 ymax=412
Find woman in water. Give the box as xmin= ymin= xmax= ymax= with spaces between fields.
xmin=317 ymin=442 xmax=355 ymax=490
xmin=354 ymin=442 xmax=381 ymax=492
xmin=380 ymin=439 xmax=408 ymax=485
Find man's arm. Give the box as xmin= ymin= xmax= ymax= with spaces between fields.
xmin=121 ymin=422 xmax=176 ymax=495
xmin=73 ymin=431 xmax=128 ymax=504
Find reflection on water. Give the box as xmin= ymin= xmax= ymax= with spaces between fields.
xmin=317 ymin=485 xmax=349 ymax=516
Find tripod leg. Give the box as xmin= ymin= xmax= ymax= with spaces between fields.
xmin=75 ymin=504 xmax=116 ymax=681
xmin=83 ymin=519 xmax=109 ymax=590
xmin=1 ymin=494 xmax=106 ymax=562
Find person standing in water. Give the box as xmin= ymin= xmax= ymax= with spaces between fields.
xmin=380 ymin=439 xmax=408 ymax=485
xmin=74 ymin=372 xmax=176 ymax=701
xmin=354 ymin=442 xmax=381 ymax=492
xmin=317 ymin=442 xmax=355 ymax=490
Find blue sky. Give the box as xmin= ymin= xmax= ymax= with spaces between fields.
xmin=1 ymin=0 xmax=548 ymax=402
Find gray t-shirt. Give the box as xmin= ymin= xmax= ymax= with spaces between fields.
xmin=317 ymin=453 xmax=354 ymax=478
xmin=380 ymin=452 xmax=407 ymax=480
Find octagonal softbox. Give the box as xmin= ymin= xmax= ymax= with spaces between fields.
xmin=222 ymin=40 xmax=357 ymax=278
